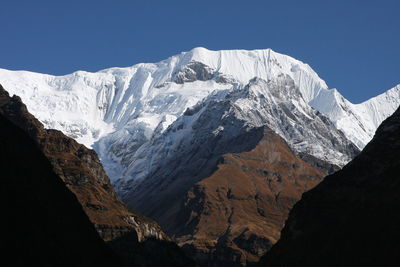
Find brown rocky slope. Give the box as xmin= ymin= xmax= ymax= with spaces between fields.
xmin=169 ymin=129 xmax=326 ymax=266
xmin=0 ymin=112 xmax=121 ymax=267
xmin=259 ymin=106 xmax=400 ymax=266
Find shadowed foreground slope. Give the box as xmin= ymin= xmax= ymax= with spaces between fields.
xmin=0 ymin=84 xmax=166 ymax=242
xmin=0 ymin=114 xmax=121 ymax=267
xmin=259 ymin=106 xmax=400 ymax=266
xmin=0 ymin=84 xmax=196 ymax=267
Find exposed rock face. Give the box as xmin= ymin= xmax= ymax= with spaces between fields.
xmin=173 ymin=61 xmax=233 ymax=84
xmin=172 ymin=129 xmax=324 ymax=266
xmin=0 ymin=113 xmax=121 ymax=267
xmin=173 ymin=61 xmax=216 ymax=84
xmin=259 ymin=106 xmax=400 ymax=266
xmin=0 ymin=84 xmax=165 ymax=242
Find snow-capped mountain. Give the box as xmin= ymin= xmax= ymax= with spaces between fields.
xmin=0 ymin=47 xmax=398 ymax=184
xmin=121 ymin=75 xmax=357 ymax=184
xmin=310 ymin=84 xmax=400 ymax=149
xmin=2 ymin=47 xmax=398 ymax=265
xmin=118 ymin=74 xmax=359 ymax=221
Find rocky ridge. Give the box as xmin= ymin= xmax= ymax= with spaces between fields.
xmin=0 ymin=84 xmax=164 ymax=242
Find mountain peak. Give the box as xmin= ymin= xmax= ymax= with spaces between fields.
xmin=0 ymin=48 xmax=398 ymax=177
xmin=165 ymin=47 xmax=328 ymax=107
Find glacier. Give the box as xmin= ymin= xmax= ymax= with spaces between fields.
xmin=0 ymin=47 xmax=399 ymax=185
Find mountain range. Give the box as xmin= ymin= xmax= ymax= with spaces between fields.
xmin=1 ymin=47 xmax=399 ymax=265
xmin=1 ymin=48 xmax=398 ymax=174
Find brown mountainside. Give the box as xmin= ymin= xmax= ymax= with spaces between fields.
xmin=259 ymin=106 xmax=400 ymax=266
xmin=168 ymin=129 xmax=325 ymax=266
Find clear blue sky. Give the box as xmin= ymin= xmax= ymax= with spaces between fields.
xmin=1 ymin=0 xmax=399 ymax=103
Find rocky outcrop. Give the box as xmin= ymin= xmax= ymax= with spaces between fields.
xmin=259 ymin=106 xmax=400 ymax=266
xmin=0 ymin=113 xmax=121 ymax=267
xmin=172 ymin=129 xmax=324 ymax=266
xmin=173 ymin=61 xmax=215 ymax=83
xmin=0 ymin=84 xmax=165 ymax=242
xmin=173 ymin=61 xmax=233 ymax=84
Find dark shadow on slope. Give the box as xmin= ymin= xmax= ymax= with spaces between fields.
xmin=108 ymin=230 xmax=197 ymax=267
xmin=259 ymin=106 xmax=400 ymax=266
xmin=0 ymin=84 xmax=196 ymax=267
xmin=0 ymin=114 xmax=121 ymax=267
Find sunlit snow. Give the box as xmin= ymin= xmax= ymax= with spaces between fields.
xmin=1 ymin=47 xmax=398 ymax=183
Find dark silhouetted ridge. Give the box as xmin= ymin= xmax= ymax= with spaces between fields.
xmin=259 ymin=106 xmax=400 ymax=267
xmin=0 ymin=84 xmax=196 ymax=267
xmin=0 ymin=113 xmax=120 ymax=267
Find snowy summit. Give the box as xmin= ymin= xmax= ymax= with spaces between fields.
xmin=0 ymin=47 xmax=399 ymax=185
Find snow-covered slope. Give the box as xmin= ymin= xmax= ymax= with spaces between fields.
xmin=0 ymin=47 xmax=398 ymax=184
xmin=310 ymin=85 xmax=400 ymax=149
xmin=0 ymin=48 xmax=328 ymax=146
